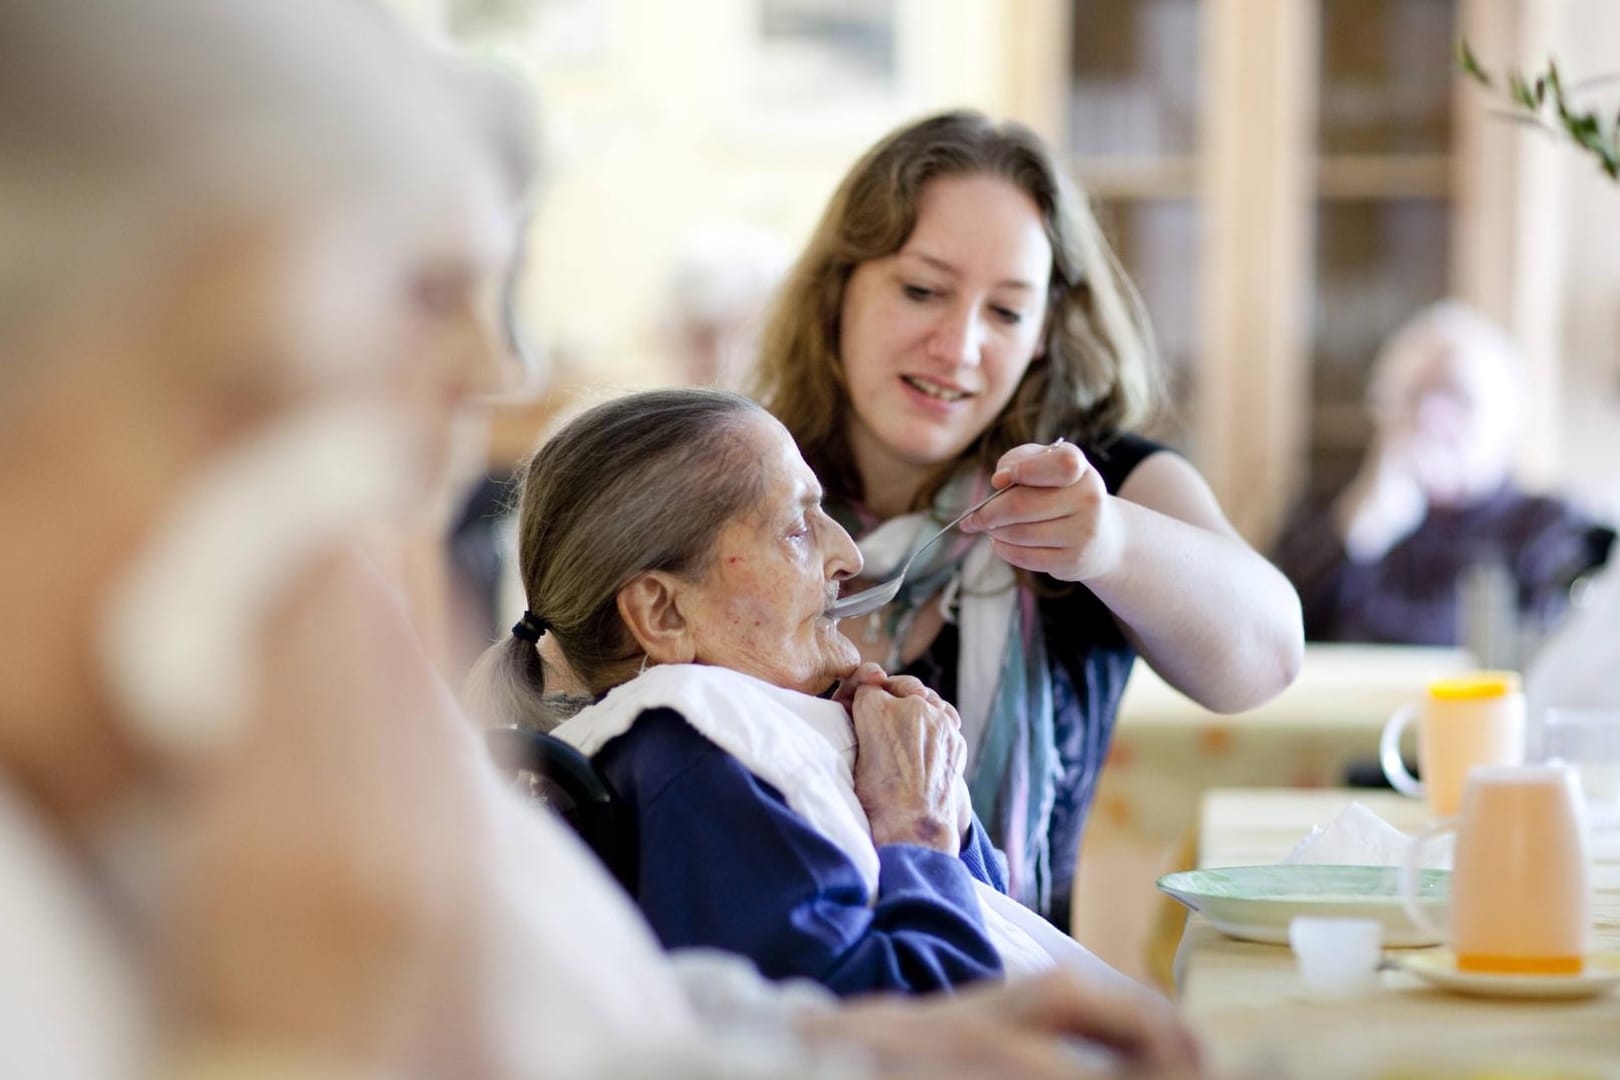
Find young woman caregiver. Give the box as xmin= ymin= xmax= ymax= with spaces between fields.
xmin=753 ymin=110 xmax=1303 ymax=926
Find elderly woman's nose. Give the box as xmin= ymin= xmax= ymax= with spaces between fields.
xmin=826 ymin=521 xmax=863 ymax=580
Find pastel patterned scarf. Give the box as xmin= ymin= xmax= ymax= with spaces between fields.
xmin=833 ymin=471 xmax=1059 ymax=912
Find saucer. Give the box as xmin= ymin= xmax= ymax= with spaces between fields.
xmin=1396 ymin=950 xmax=1620 ymax=1000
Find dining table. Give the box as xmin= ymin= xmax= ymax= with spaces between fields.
xmin=1174 ymin=787 xmax=1620 ymax=1080
xmin=1072 ymin=644 xmax=1472 ymax=985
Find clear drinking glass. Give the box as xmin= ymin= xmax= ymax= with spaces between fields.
xmin=1540 ymin=707 xmax=1620 ymax=828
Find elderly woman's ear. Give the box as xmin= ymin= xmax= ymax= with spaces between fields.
xmin=617 ymin=573 xmax=698 ymax=665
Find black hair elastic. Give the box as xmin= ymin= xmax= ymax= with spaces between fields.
xmin=511 ymin=610 xmax=548 ymax=643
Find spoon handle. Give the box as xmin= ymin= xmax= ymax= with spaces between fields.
xmin=823 ymin=486 xmax=1013 ymax=620
xmin=824 ymin=437 xmax=1066 ymax=620
xmin=910 ymin=483 xmax=1013 ymax=563
xmin=905 ymin=434 xmax=1065 ymax=562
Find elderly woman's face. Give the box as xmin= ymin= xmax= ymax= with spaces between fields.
xmin=679 ymin=413 xmax=864 ymax=695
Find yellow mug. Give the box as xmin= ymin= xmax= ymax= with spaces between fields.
xmin=1400 ymin=764 xmax=1590 ymax=974
xmin=1379 ymin=672 xmax=1525 ymax=818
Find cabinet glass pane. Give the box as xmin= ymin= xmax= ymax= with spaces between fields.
xmin=1069 ymin=0 xmax=1199 ymax=157
xmin=1318 ymin=0 xmax=1455 ymax=155
xmin=1095 ymin=197 xmax=1199 ymax=452
xmin=1307 ymin=198 xmax=1450 ymax=499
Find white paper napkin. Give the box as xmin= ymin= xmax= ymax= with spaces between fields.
xmin=1280 ymin=801 xmax=1451 ymax=869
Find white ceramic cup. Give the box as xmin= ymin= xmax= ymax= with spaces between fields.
xmin=1289 ymin=916 xmax=1382 ymax=997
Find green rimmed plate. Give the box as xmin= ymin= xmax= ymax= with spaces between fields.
xmin=1157 ymin=864 xmax=1451 ymax=947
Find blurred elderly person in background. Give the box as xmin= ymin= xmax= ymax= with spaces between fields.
xmin=0 ymin=2 xmax=1205 ymax=1077
xmin=665 ymin=223 xmax=789 ymax=388
xmin=1275 ymin=301 xmax=1612 ymax=648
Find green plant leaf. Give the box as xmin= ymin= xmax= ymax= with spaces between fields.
xmin=1508 ymin=72 xmax=1537 ymax=109
xmin=1457 ymin=38 xmax=1492 ymax=87
xmin=1462 ymin=40 xmax=1620 ymax=185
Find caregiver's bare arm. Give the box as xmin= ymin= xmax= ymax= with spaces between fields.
xmin=970 ymin=444 xmax=1302 ymax=714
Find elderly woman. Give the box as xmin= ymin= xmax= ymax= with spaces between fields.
xmin=468 ymin=387 xmax=1142 ymax=997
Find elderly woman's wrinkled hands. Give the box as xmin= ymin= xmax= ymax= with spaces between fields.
xmin=845 ymin=668 xmax=968 ymax=855
xmin=959 ymin=441 xmax=1123 ymax=584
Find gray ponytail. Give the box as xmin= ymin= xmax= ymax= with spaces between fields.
xmin=466 ymin=631 xmax=552 ymax=731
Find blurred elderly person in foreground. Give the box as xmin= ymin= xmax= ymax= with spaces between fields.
xmin=469 ymin=389 xmax=1162 ymax=1001
xmin=1275 ymin=301 xmax=1611 ymax=648
xmin=0 ymin=1 xmax=1203 ymax=1077
xmin=0 ymin=2 xmax=561 ymax=1074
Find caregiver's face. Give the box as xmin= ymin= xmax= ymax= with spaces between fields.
xmin=839 ymin=173 xmax=1052 ymax=486
xmin=681 ymin=413 xmax=864 ymax=695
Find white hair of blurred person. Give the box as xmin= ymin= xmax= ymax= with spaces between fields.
xmin=666 ymin=222 xmax=789 ymax=387
xmin=0 ymin=0 xmax=526 ymax=786
xmin=4 ymin=1 xmax=542 ymax=760
xmin=1364 ymin=300 xmax=1527 ymax=508
xmin=3 ymin=0 xmax=484 ymax=390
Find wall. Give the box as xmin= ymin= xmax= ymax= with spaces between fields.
xmin=1550 ymin=3 xmax=1620 ymax=519
xmin=488 ymin=0 xmax=1022 ymax=386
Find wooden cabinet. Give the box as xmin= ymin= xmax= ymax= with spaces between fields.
xmin=1310 ymin=0 xmax=1457 ymax=503
xmin=1029 ymin=0 xmax=1560 ymax=544
xmin=1068 ymin=0 xmax=1203 ymax=454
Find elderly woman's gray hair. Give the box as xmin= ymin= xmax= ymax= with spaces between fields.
xmin=465 ymin=388 xmax=769 ymax=731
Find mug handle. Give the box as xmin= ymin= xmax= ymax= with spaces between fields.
xmin=1379 ymin=704 xmax=1424 ymax=798
xmin=1398 ymin=817 xmax=1455 ymax=941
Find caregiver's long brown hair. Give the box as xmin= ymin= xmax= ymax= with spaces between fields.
xmin=752 ymin=109 xmax=1163 ymax=512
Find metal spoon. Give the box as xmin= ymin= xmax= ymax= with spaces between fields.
xmin=823 ymin=483 xmax=1016 ymax=621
